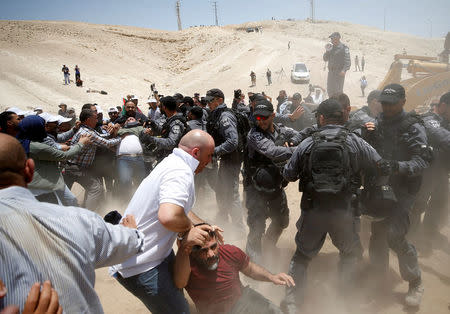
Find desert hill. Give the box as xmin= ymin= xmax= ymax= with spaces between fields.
xmin=0 ymin=19 xmax=444 ymax=114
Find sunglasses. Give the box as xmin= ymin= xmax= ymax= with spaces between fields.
xmin=255 ymin=115 xmax=269 ymax=121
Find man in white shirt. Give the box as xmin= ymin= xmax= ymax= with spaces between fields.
xmin=110 ymin=129 xmax=217 ymax=313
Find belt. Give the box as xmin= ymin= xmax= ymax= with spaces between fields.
xmin=117 ymin=154 xmax=144 ymax=157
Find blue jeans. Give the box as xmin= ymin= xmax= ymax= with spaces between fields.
xmin=117 ymin=155 xmax=146 ymax=199
xmin=64 ymin=73 xmax=70 ymax=84
xmin=115 ymin=251 xmax=189 ymax=314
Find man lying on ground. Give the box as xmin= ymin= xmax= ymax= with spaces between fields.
xmin=174 ymin=228 xmax=295 ymax=314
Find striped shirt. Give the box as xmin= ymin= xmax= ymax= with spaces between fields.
xmin=0 ymin=186 xmax=144 ymax=313
xmin=69 ymin=125 xmax=121 ymax=168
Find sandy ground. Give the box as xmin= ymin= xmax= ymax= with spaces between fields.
xmin=1 ymin=19 xmax=448 ymax=313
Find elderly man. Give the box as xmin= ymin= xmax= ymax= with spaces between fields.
xmin=110 ymin=130 xmax=220 ymax=314
xmin=174 ymin=229 xmax=294 ymax=314
xmin=0 ymin=133 xmax=144 ymax=313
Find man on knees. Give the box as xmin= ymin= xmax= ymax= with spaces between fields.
xmin=110 ymin=130 xmax=219 ymax=314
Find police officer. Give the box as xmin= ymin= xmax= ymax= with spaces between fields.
xmin=323 ymin=32 xmax=351 ymax=97
xmin=363 ymin=84 xmax=428 ymax=307
xmin=205 ymin=88 xmax=245 ymax=232
xmin=140 ymin=96 xmax=188 ymax=162
xmin=244 ymin=99 xmax=303 ymax=262
xmin=348 ymin=90 xmax=382 ymax=129
xmin=281 ymin=99 xmax=382 ymax=314
xmin=411 ymin=92 xmax=450 ymax=249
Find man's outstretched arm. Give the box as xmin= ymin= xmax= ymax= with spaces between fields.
xmin=241 ymin=261 xmax=295 ymax=287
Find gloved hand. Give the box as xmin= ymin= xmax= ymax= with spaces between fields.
xmin=377 ymin=159 xmax=399 ymax=176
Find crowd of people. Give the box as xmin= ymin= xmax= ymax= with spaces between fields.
xmin=1 ymin=71 xmax=449 ymax=314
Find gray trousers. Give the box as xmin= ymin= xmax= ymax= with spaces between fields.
xmin=369 ymin=190 xmax=421 ymax=283
xmin=327 ymin=71 xmax=345 ymax=97
xmin=284 ymin=207 xmax=362 ymax=311
xmin=245 ymin=185 xmax=289 ymax=260
xmin=216 ymin=157 xmax=244 ymax=228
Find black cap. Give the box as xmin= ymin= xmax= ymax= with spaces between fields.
xmin=439 ymin=91 xmax=450 ymax=105
xmin=249 ymin=93 xmax=265 ymax=102
xmin=205 ymin=88 xmax=225 ymax=102
xmin=315 ymin=99 xmax=344 ymax=118
xmin=367 ymin=90 xmax=382 ymax=104
xmin=379 ymin=84 xmax=405 ymax=104
xmin=254 ymin=99 xmax=274 ymax=117
xmin=329 ymin=32 xmax=341 ymax=39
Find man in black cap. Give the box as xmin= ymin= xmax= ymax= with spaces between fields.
xmin=243 ymin=99 xmax=303 ymax=263
xmin=323 ymin=32 xmax=351 ymax=97
xmin=362 ymin=83 xmax=427 ymax=307
xmin=281 ymin=98 xmax=382 ymax=313
xmin=348 ymin=90 xmax=382 ymax=130
xmin=205 ymin=88 xmax=245 ymax=232
xmin=410 ymin=91 xmax=450 ymax=250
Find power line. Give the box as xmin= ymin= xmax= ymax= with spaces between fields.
xmin=213 ymin=1 xmax=219 ymax=26
xmin=176 ymin=1 xmax=182 ymax=31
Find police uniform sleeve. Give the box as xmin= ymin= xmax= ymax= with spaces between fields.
xmin=283 ymin=126 xmax=303 ymax=146
xmin=215 ymin=111 xmax=239 ymax=156
xmin=398 ymin=123 xmax=429 ymax=176
xmin=343 ymin=45 xmax=351 ymax=72
xmin=152 ymin=121 xmax=184 ymax=151
xmin=351 ymin=134 xmax=382 ymax=170
xmin=248 ymin=130 xmax=294 ymax=163
xmin=323 ymin=49 xmax=331 ymax=62
xmin=424 ymin=119 xmax=450 ymax=152
xmin=283 ymin=140 xmax=310 ymax=182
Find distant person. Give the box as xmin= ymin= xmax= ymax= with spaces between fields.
xmin=61 ymin=65 xmax=70 ymax=85
xmin=266 ymin=68 xmax=272 ymax=85
xmin=58 ymin=103 xmax=69 ymax=118
xmin=323 ymin=32 xmax=351 ymax=97
xmin=361 ymin=55 xmax=365 ymax=71
xmin=75 ymin=65 xmax=81 ymax=81
xmin=250 ymin=71 xmax=256 ymax=86
xmin=355 ymin=55 xmax=361 ymax=71
xmin=360 ymin=75 xmax=368 ymax=97
xmin=288 ymin=41 xmax=291 ymax=50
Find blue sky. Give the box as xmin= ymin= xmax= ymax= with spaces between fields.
xmin=0 ymin=0 xmax=448 ymax=38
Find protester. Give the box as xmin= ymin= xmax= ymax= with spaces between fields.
xmin=0 ymin=133 xmax=144 ymax=313
xmin=0 ymin=111 xmax=21 ymax=136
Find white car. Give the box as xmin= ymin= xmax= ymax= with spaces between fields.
xmin=291 ymin=62 xmax=310 ymax=83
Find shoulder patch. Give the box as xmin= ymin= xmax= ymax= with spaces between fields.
xmin=428 ymin=120 xmax=440 ymax=129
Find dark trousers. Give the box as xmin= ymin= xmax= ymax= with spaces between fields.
xmin=369 ymin=191 xmax=421 ymax=283
xmin=230 ymin=286 xmax=283 ymax=314
xmin=245 ymin=185 xmax=289 ymax=260
xmin=284 ymin=207 xmax=362 ymax=311
xmin=327 ymin=71 xmax=345 ymax=97
xmin=215 ymin=157 xmax=244 ymax=228
xmin=64 ymin=164 xmax=104 ymax=212
xmin=115 ymin=251 xmax=189 ymax=314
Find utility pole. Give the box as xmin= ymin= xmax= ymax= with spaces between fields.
xmin=213 ymin=2 xmax=219 ymax=26
xmin=176 ymin=1 xmax=182 ymax=31
xmin=383 ymin=8 xmax=386 ymax=32
xmin=310 ymin=0 xmax=315 ymax=23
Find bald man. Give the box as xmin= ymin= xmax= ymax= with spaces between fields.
xmin=0 ymin=134 xmax=145 ymax=313
xmin=110 ymin=130 xmax=219 ymax=314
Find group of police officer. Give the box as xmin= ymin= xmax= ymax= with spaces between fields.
xmin=140 ymin=85 xmax=449 ymax=312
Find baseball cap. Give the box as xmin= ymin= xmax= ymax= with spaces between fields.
xmin=379 ymin=84 xmax=405 ymax=104
xmin=108 ymin=107 xmax=118 ymax=113
xmin=147 ymin=97 xmax=157 ymax=103
xmin=314 ymin=99 xmax=344 ymax=118
xmin=95 ymin=105 xmax=103 ymax=114
xmin=58 ymin=103 xmax=67 ymax=108
xmin=253 ymin=99 xmax=274 ymax=117
xmin=67 ymin=107 xmax=75 ymax=113
xmin=205 ymin=89 xmax=225 ymax=102
xmin=249 ymin=93 xmax=266 ymax=102
xmin=367 ymin=90 xmax=382 ymax=104
xmin=329 ymin=32 xmax=341 ymax=39
xmin=292 ymin=92 xmax=302 ymax=100
xmin=6 ymin=107 xmax=27 ymax=116
xmin=56 ymin=115 xmax=72 ymax=124
xmin=39 ymin=112 xmax=59 ymax=123
xmin=34 ymin=107 xmax=43 ymax=112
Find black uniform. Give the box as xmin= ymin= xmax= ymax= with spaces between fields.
xmin=363 ymin=111 xmax=428 ymax=283
xmin=244 ymin=123 xmax=302 ymax=262
xmin=411 ymin=112 xmax=450 ymax=239
xmin=140 ymin=113 xmax=188 ymax=162
xmin=282 ymin=125 xmax=381 ymax=312
xmin=323 ymin=42 xmax=351 ymax=96
xmin=207 ymin=103 xmax=244 ymax=230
